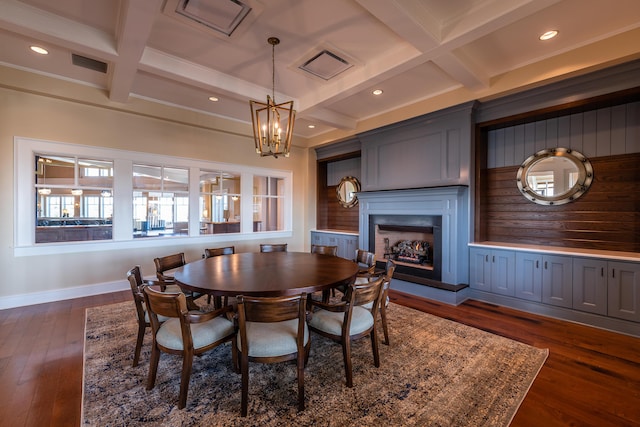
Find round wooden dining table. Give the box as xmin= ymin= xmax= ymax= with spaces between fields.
xmin=173 ymin=252 xmax=360 ymax=297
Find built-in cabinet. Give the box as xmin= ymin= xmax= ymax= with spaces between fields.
xmin=470 ymin=245 xmax=640 ymax=327
xmin=311 ymin=230 xmax=358 ymax=261
xmin=470 ymin=248 xmax=515 ymax=296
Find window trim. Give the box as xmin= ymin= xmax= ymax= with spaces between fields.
xmin=14 ymin=137 xmax=293 ymax=257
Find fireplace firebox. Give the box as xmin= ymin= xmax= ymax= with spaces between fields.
xmin=369 ymin=215 xmax=442 ymax=284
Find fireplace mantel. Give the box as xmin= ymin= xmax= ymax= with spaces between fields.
xmin=358 ymin=186 xmax=469 ymax=300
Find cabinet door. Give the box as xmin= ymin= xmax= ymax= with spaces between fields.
xmin=343 ymin=236 xmax=358 ymax=261
xmin=469 ymin=248 xmax=491 ymax=291
xmin=311 ymin=231 xmax=325 ymax=246
xmin=542 ymin=255 xmax=573 ymax=308
xmin=515 ymin=252 xmax=542 ymax=301
xmin=573 ymin=258 xmax=607 ymax=315
xmin=490 ymin=250 xmax=516 ymax=296
xmin=608 ymin=261 xmax=640 ymax=322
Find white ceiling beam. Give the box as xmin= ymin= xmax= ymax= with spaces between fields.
xmin=301 ymin=108 xmax=357 ymax=130
xmin=108 ymin=0 xmax=164 ymax=103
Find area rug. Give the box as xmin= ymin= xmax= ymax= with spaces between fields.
xmin=82 ymin=300 xmax=548 ymax=426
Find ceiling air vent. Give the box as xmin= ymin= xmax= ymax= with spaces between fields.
xmin=299 ymin=50 xmax=352 ymax=81
xmin=175 ymin=0 xmax=251 ymax=37
xmin=71 ymin=54 xmax=107 ymax=73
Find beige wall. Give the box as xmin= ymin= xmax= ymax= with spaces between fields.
xmin=0 ymin=84 xmax=314 ymax=304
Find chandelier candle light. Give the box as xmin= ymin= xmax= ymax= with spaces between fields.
xmin=250 ymin=37 xmax=295 ymax=158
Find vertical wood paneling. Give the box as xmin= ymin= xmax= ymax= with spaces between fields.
xmin=513 ymin=124 xmax=525 ymax=164
xmin=495 ymin=128 xmax=505 ymax=167
xmin=557 ymin=115 xmax=571 ymax=148
xmin=611 ymin=104 xmax=627 ymax=155
xmin=546 ymin=117 xmax=558 ymax=148
xmin=570 ymin=113 xmax=583 ymax=152
xmin=626 ymin=101 xmax=640 ymax=153
xmin=487 ymin=129 xmax=497 ymax=168
xmin=582 ymin=110 xmax=597 ymax=157
xmin=596 ymin=107 xmax=611 ymax=156
xmin=503 ymin=126 xmax=515 ymax=166
xmin=535 ymin=121 xmax=547 ymax=152
xmin=524 ymin=122 xmax=536 ymax=160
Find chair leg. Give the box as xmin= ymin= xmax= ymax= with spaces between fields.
xmin=342 ymin=337 xmax=353 ymax=388
xmin=371 ymin=327 xmax=380 ymax=368
xmin=133 ymin=323 xmax=146 ymax=367
xmin=380 ymin=304 xmax=390 ymax=345
xmin=297 ymin=351 xmax=305 ymax=411
xmin=147 ymin=345 xmax=160 ymax=390
xmin=240 ymin=353 xmax=249 ymax=417
xmin=232 ymin=337 xmax=240 ymax=374
xmin=178 ymin=352 xmax=193 ymax=410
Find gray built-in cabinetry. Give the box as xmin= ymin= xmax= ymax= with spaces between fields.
xmin=310 ymin=230 xmax=358 ymax=261
xmin=469 ymin=244 xmax=640 ymax=335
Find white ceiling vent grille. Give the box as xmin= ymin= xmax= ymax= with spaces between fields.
xmin=175 ymin=0 xmax=251 ymax=37
xmin=299 ymin=50 xmax=353 ymax=80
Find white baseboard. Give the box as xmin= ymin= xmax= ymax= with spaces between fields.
xmin=0 ymin=280 xmax=130 ymax=310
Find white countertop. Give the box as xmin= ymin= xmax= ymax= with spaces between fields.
xmin=469 ymin=241 xmax=640 ymax=262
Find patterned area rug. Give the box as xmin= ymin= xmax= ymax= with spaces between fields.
xmin=82 ymin=300 xmax=548 ymax=426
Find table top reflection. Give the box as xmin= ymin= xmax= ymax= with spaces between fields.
xmin=173 ymin=251 xmax=359 ymax=297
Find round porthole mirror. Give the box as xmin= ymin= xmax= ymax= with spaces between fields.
xmin=336 ymin=176 xmax=360 ymax=208
xmin=516 ymin=147 xmax=593 ymax=205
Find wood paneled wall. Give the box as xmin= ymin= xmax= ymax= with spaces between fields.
xmin=316 ymin=152 xmax=360 ymax=232
xmin=479 ymin=152 xmax=640 ymax=252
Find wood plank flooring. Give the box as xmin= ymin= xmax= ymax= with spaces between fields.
xmin=0 ymin=289 xmax=638 ymax=426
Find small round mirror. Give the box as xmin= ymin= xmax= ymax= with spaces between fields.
xmin=517 ymin=148 xmax=593 ymax=205
xmin=336 ymin=176 xmax=360 ymax=208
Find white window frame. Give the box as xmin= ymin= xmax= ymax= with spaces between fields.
xmin=14 ymin=137 xmax=293 ymax=256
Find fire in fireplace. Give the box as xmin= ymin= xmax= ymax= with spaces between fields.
xmin=369 ymin=215 xmax=442 ymax=284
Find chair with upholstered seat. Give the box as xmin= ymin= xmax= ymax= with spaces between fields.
xmin=259 ymin=243 xmax=287 ymax=252
xmin=203 ymin=246 xmax=236 ymax=308
xmin=154 ymin=252 xmax=202 ymax=309
xmin=142 ymin=285 xmax=235 ymax=409
xmin=234 ymin=293 xmax=310 ymax=417
xmin=127 ymin=265 xmax=161 ymax=367
xmin=310 ymin=244 xmax=338 ymax=256
xmin=354 ymin=249 xmax=376 ymax=276
xmin=204 ymin=246 xmax=235 ymax=258
xmin=308 ymin=275 xmax=384 ymax=387
xmin=355 ymin=259 xmax=396 ymax=345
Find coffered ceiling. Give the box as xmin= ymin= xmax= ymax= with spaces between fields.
xmin=1 ymin=0 xmax=639 ymax=146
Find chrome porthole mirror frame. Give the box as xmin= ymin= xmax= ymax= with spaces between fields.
xmin=336 ymin=176 xmax=360 ymax=208
xmin=516 ymin=147 xmax=593 ymax=206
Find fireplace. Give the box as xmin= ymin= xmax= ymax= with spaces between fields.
xmin=369 ymin=215 xmax=442 ymax=283
xmin=358 ymin=186 xmax=469 ymax=304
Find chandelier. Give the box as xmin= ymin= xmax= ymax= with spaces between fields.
xmin=249 ymin=37 xmax=295 ymax=158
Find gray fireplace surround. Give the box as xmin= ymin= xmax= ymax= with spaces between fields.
xmin=358 ymin=186 xmax=470 ymax=305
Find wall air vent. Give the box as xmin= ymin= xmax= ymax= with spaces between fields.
xmin=175 ymin=0 xmax=251 ymax=37
xmin=71 ymin=54 xmax=107 ymax=73
xmin=299 ymin=50 xmax=353 ymax=81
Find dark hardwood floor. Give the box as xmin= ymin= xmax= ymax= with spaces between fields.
xmin=1 ymin=289 xmax=638 ymax=426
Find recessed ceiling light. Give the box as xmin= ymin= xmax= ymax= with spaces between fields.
xmin=372 ymin=89 xmax=383 ymax=96
xmin=308 ymin=124 xmax=315 ymax=129
xmin=539 ymin=30 xmax=558 ymax=41
xmin=208 ymin=96 xmax=219 ymax=102
xmin=30 ymin=46 xmax=48 ymax=55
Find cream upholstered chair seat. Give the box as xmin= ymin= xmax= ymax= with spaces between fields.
xmin=155 ymin=316 xmax=234 ymax=351
xmin=238 ymin=319 xmax=309 ymax=358
xmin=308 ymin=306 xmax=374 ymax=336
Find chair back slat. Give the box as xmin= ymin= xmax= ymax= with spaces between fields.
xmin=154 ymin=252 xmax=186 ymax=281
xmin=143 ymin=286 xmax=186 ymax=319
xmin=259 ymin=243 xmax=287 ymax=253
xmin=204 ymin=246 xmax=235 ymax=258
xmin=237 ymin=294 xmax=306 ymax=323
xmin=311 ymin=244 xmax=338 ymax=256
xmin=347 ymin=276 xmax=385 ymax=308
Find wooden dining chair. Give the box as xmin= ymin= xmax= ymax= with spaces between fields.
xmin=355 ymin=259 xmax=397 ymax=345
xmin=310 ymin=244 xmax=338 ymax=256
xmin=203 ymin=246 xmax=236 ymax=308
xmin=142 ymin=285 xmax=235 ymax=410
xmin=308 ymin=275 xmax=384 ymax=387
xmin=154 ymin=252 xmax=202 ymax=310
xmin=126 ymin=265 xmax=160 ymax=367
xmin=234 ymin=293 xmax=310 ymax=417
xmin=355 ymin=249 xmax=376 ymax=276
xmin=259 ymin=243 xmax=287 ymax=253
xmin=203 ymin=246 xmax=235 ymax=258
